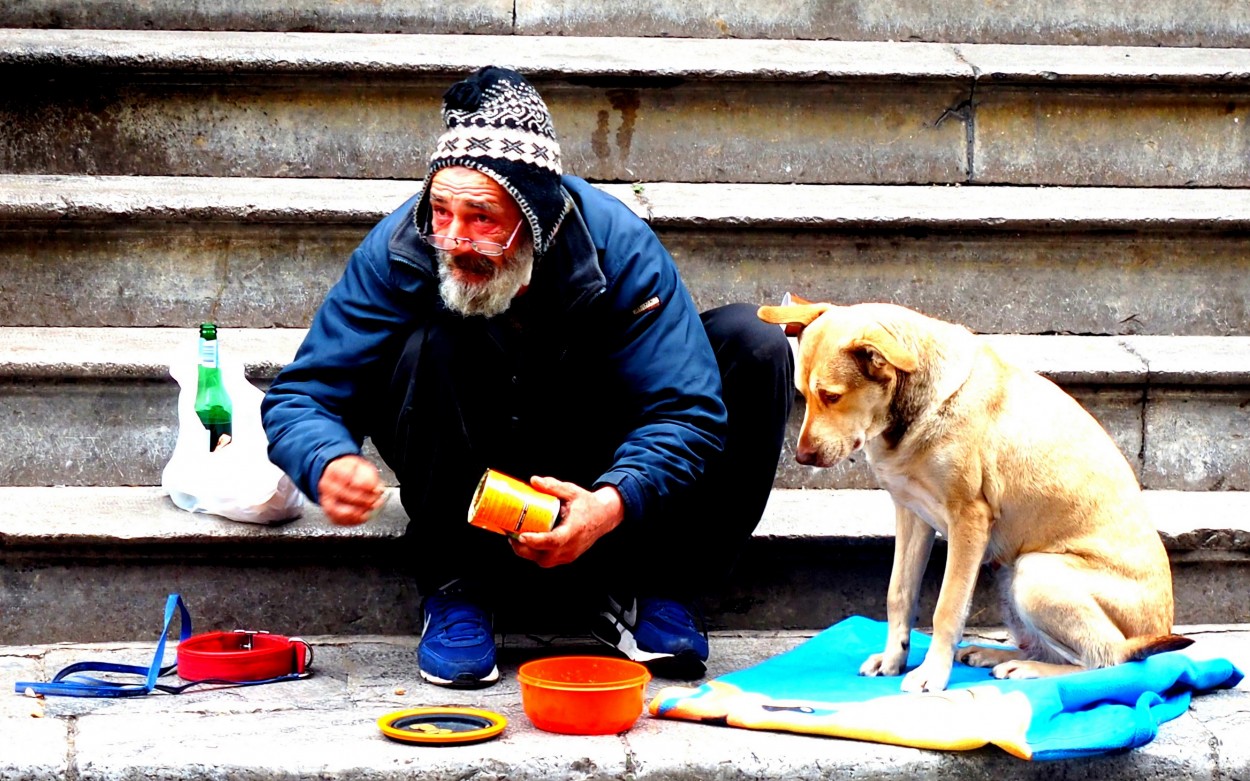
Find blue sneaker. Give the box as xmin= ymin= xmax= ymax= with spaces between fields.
xmin=418 ymin=580 xmax=499 ymax=688
xmin=593 ymin=595 xmax=708 ymax=679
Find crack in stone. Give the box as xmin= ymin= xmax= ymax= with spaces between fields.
xmin=621 ymin=732 xmax=640 ymax=779
xmin=1118 ymin=339 xmax=1153 ymax=469
xmin=65 ymin=715 xmax=81 ymax=781
xmin=945 ymin=46 xmax=981 ymax=183
xmin=1195 ymin=711 xmax=1223 ymax=778
xmin=629 ymin=183 xmax=654 ymax=222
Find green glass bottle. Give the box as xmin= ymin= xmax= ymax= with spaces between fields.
xmin=194 ymin=322 xmax=233 ymax=451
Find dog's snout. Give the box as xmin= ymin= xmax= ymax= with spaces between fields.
xmin=795 ymin=446 xmax=817 ymax=466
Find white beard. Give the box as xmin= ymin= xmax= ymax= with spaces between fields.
xmin=436 ymin=243 xmax=535 ymax=318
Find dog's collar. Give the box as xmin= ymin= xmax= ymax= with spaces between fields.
xmin=177 ymin=630 xmax=311 ymax=683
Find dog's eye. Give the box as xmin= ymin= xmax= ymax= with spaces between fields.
xmin=820 ymin=391 xmax=842 ymax=405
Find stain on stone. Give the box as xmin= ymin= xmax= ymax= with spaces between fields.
xmin=591 ymin=109 xmax=610 ymax=160
xmin=607 ymin=89 xmax=641 ymax=161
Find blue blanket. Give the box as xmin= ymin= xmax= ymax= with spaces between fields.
xmin=648 ymin=616 xmax=1243 ymax=760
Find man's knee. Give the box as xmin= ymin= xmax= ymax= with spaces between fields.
xmin=701 ymin=302 xmax=794 ymax=382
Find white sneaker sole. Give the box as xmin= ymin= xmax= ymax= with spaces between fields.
xmin=419 ymin=664 xmax=500 ymax=688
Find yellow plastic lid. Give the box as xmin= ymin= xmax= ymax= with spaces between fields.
xmin=377 ymin=707 xmax=507 ymax=746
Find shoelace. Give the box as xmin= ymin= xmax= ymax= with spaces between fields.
xmin=427 ymin=595 xmax=492 ymax=647
xmin=642 ymin=598 xmax=707 ymax=637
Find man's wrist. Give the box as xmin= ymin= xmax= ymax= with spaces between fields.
xmin=592 ymin=485 xmax=626 ymax=527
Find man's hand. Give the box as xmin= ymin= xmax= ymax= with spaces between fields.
xmin=317 ymin=454 xmax=385 ymax=526
xmin=510 ymin=477 xmax=624 ymax=568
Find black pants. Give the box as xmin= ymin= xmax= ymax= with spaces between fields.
xmin=376 ymin=302 xmax=794 ymax=607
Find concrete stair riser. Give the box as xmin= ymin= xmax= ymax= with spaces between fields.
xmin=0 ymin=0 xmax=515 ymax=36
xmin=3 ymin=328 xmax=1249 ymax=490
xmin=1 ymin=487 xmax=1245 ymax=643
xmin=9 ymin=224 xmax=1250 ymax=336
xmin=651 ymin=228 xmax=1250 ymax=337
xmin=780 ymin=385 xmax=1250 ymax=493
xmin=5 ymin=178 xmax=1250 ymax=335
xmin=524 ymin=2 xmax=1250 ymax=47
xmin=2 ymin=551 xmax=423 ymax=644
xmin=0 ymin=222 xmax=368 ymax=328
xmin=0 ymin=376 xmax=1246 ymax=491
xmin=3 ymin=2 xmax=1250 ymax=48
xmin=719 ymin=541 xmax=1250 ymax=634
xmin=0 ymin=72 xmax=969 ymax=183
xmin=4 ymin=32 xmax=1250 ymax=186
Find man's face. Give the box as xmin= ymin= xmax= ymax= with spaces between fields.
xmin=428 ymin=167 xmax=535 ymax=318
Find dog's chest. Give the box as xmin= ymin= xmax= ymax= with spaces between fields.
xmin=872 ymin=468 xmax=951 ymax=535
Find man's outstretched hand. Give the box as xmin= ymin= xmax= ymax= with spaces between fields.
xmin=509 ymin=476 xmax=624 ymax=568
xmin=318 ymin=454 xmax=385 ymax=526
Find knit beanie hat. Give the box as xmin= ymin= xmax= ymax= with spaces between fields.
xmin=418 ymin=66 xmax=570 ymax=256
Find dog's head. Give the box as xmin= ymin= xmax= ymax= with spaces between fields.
xmin=759 ymin=301 xmax=920 ymax=468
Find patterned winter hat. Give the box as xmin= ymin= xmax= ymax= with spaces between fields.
xmin=420 ymin=66 xmax=570 ymax=256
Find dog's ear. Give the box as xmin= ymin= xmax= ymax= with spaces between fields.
xmin=757 ymin=303 xmax=830 ymax=337
xmin=850 ymin=324 xmax=920 ymax=377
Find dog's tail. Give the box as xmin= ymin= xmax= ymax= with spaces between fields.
xmin=1123 ymin=633 xmax=1194 ymax=662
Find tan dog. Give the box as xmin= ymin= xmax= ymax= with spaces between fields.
xmin=758 ymin=300 xmax=1189 ymax=693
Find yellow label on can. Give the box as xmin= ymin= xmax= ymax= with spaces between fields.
xmin=467 ymin=469 xmax=560 ymax=535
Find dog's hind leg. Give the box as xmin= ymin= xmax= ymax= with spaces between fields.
xmin=956 ymin=565 xmax=1031 ymax=669
xmin=956 ymin=559 xmax=1082 ymax=671
xmin=981 ymin=551 xmax=1178 ymax=680
xmin=956 ymin=645 xmax=1025 ymax=669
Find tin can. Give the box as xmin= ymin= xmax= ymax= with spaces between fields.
xmin=467 ymin=469 xmax=561 ymax=536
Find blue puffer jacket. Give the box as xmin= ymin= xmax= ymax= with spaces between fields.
xmin=261 ymin=175 xmax=727 ymax=526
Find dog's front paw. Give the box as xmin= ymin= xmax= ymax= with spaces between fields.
xmin=859 ymin=652 xmax=905 ymax=677
xmin=900 ymin=660 xmax=952 ymax=692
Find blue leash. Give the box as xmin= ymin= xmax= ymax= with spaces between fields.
xmin=14 ymin=594 xmax=308 ymax=698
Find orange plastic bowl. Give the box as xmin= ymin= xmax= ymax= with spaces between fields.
xmin=517 ymin=656 xmax=651 ymax=735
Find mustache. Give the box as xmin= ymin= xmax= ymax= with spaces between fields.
xmin=446 ymin=253 xmax=498 ymax=277
xmin=436 ymin=243 xmax=535 ymax=319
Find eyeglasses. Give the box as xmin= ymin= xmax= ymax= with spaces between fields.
xmin=422 ymin=220 xmax=523 ymax=257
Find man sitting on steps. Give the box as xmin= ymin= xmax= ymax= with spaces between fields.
xmin=261 ymin=65 xmax=793 ymax=688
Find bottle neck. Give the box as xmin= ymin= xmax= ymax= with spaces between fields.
xmin=198 ymin=336 xmax=220 ymax=369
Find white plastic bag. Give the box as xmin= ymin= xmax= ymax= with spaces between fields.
xmin=161 ymin=335 xmax=304 ymax=524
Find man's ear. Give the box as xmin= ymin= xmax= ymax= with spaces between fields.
xmin=757 ymin=303 xmax=831 ymax=337
xmin=849 ymin=323 xmax=919 ymax=377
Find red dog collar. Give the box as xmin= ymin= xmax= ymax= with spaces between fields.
xmin=177 ymin=630 xmax=312 ymax=683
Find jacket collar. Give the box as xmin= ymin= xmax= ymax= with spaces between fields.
xmin=521 ymin=192 xmax=606 ymax=318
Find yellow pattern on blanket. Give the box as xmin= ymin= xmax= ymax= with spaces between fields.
xmin=651 ymin=680 xmax=1035 ymax=759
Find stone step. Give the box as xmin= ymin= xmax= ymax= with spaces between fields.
xmin=1 ymin=486 xmax=1246 ymax=643
xmin=3 ymin=627 xmax=1247 ymax=779
xmin=3 ymin=1 xmax=1249 ymax=48
xmin=3 ymin=326 xmax=1249 ymax=491
xmin=4 ymin=175 xmax=1250 ymax=336
xmin=4 ymin=31 xmax=1250 ymax=186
